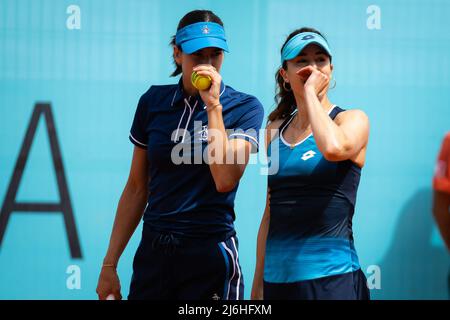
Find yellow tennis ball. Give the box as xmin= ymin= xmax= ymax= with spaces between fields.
xmin=191 ymin=71 xmax=198 ymax=84
xmin=195 ymin=76 xmax=212 ymax=90
xmin=191 ymin=72 xmax=211 ymax=90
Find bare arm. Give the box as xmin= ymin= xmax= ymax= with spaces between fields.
xmin=432 ymin=190 xmax=450 ymax=251
xmin=97 ymin=146 xmax=149 ymax=299
xmin=206 ymin=105 xmax=253 ymax=192
xmin=103 ymin=146 xmax=149 ymax=266
xmin=193 ymin=64 xmax=255 ymax=193
xmin=251 ymin=120 xmax=281 ymax=300
xmin=251 ymin=189 xmax=270 ymax=300
xmin=304 ymin=89 xmax=369 ymax=162
xmin=298 ymin=66 xmax=369 ymax=162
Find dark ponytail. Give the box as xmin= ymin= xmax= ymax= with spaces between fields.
xmin=268 ymin=27 xmax=329 ymax=122
xmin=169 ymin=10 xmax=224 ymax=77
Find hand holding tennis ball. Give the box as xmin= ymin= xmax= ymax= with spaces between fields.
xmin=192 ymin=65 xmax=222 ymax=109
xmin=191 ymin=71 xmax=212 ymax=90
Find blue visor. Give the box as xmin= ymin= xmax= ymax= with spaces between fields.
xmin=281 ymin=32 xmax=332 ymax=64
xmin=175 ymin=22 xmax=229 ymax=54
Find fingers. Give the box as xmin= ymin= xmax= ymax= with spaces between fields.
xmin=96 ymin=280 xmax=121 ymax=300
xmin=296 ymin=65 xmax=314 ymax=75
xmin=193 ymin=65 xmax=222 ymax=105
xmin=297 ymin=67 xmax=329 ymax=82
xmin=96 ymin=286 xmax=113 ymax=300
xmin=291 ymin=67 xmax=330 ymax=99
xmin=302 ymin=68 xmax=329 ymax=91
xmin=193 ymin=65 xmax=219 ymax=77
xmin=193 ymin=67 xmax=221 ymax=84
xmin=193 ymin=68 xmax=222 ymax=96
xmin=296 ymin=66 xmax=314 ymax=80
xmin=193 ymin=64 xmax=217 ymax=71
xmin=250 ymin=292 xmax=263 ymax=300
xmin=97 ymin=290 xmax=108 ymax=300
xmin=97 ymin=289 xmax=121 ymax=300
xmin=194 ymin=69 xmax=216 ymax=79
xmin=96 ymin=285 xmax=104 ymax=300
xmin=113 ymin=291 xmax=123 ymax=300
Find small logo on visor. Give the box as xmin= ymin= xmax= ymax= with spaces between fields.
xmin=202 ymin=25 xmax=210 ymax=34
xmin=302 ymin=35 xmax=315 ymax=40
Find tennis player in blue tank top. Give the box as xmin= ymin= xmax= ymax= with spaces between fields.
xmin=251 ymin=28 xmax=370 ymax=300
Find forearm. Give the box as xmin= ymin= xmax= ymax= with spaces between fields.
xmin=206 ymin=105 xmax=246 ymax=191
xmin=103 ymin=186 xmax=148 ymax=265
xmin=303 ymin=89 xmax=349 ymax=156
xmin=254 ymin=210 xmax=270 ymax=283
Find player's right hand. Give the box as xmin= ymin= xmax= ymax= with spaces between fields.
xmin=96 ymin=266 xmax=122 ymax=300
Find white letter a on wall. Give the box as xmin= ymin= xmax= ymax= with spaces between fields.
xmin=66 ymin=5 xmax=81 ymax=30
xmin=367 ymin=5 xmax=381 ymax=30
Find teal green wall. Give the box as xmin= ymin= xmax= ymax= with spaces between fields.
xmin=1 ymin=0 xmax=449 ymax=299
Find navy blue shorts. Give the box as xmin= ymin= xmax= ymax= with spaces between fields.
xmin=128 ymin=224 xmax=244 ymax=300
xmin=263 ymin=269 xmax=370 ymax=300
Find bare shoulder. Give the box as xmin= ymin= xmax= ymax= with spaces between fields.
xmin=266 ymin=118 xmax=284 ymax=131
xmin=335 ymin=108 xmax=369 ymax=126
xmin=265 ymin=119 xmax=284 ymax=146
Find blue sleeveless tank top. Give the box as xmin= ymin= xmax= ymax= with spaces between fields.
xmin=265 ymin=105 xmax=362 ymax=283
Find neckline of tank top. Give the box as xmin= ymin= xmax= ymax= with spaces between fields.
xmin=279 ymin=104 xmax=337 ymax=149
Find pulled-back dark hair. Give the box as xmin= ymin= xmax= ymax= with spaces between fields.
xmin=268 ymin=27 xmax=330 ymax=122
xmin=170 ymin=10 xmax=224 ymax=77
